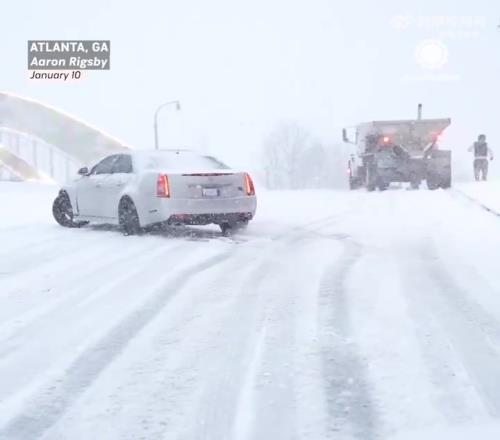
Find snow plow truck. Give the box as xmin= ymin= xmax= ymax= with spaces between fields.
xmin=343 ymin=104 xmax=451 ymax=191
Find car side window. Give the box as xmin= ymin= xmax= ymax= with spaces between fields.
xmin=111 ymin=155 xmax=133 ymax=174
xmin=91 ymin=155 xmax=118 ymax=175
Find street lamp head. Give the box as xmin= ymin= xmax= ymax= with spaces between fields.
xmin=154 ymin=100 xmax=182 ymax=150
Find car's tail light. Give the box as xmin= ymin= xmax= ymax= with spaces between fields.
xmin=244 ymin=173 xmax=255 ymax=196
xmin=157 ymin=174 xmax=170 ymax=198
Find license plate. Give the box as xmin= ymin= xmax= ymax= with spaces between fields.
xmin=202 ymin=188 xmax=219 ymax=197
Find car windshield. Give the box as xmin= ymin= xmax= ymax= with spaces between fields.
xmin=134 ymin=151 xmax=230 ymax=171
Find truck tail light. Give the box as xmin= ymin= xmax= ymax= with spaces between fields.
xmin=244 ymin=173 xmax=255 ymax=196
xmin=157 ymin=174 xmax=170 ymax=198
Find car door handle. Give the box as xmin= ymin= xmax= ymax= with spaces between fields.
xmin=96 ymin=183 xmax=102 ymax=188
xmin=116 ymin=182 xmax=124 ymax=187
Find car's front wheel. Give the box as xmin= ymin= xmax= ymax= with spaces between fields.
xmin=52 ymin=192 xmax=76 ymax=227
xmin=119 ymin=197 xmax=141 ymax=235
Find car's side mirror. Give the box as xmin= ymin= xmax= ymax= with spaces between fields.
xmin=77 ymin=167 xmax=89 ymax=176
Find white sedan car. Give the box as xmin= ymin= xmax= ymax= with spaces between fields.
xmin=52 ymin=149 xmax=257 ymax=235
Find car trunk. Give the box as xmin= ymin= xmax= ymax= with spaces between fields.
xmin=166 ymin=170 xmax=246 ymax=199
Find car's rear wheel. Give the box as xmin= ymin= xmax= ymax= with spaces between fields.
xmin=52 ymin=192 xmax=76 ymax=227
xmin=119 ymin=198 xmax=141 ymax=236
xmin=220 ymin=220 xmax=248 ymax=236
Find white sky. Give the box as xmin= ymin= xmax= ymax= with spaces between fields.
xmin=2 ymin=0 xmax=500 ymax=170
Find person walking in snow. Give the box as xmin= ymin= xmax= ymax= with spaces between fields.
xmin=468 ymin=134 xmax=493 ymax=181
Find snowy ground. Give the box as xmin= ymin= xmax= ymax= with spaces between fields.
xmin=2 ymin=181 xmax=500 ymax=439
xmin=455 ymin=181 xmax=500 ymax=215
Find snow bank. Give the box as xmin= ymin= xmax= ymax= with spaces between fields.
xmin=455 ymin=181 xmax=500 ymax=214
xmin=388 ymin=422 xmax=500 ymax=440
xmin=0 ymin=181 xmax=58 ymax=227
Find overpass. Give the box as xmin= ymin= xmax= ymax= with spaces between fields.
xmin=0 ymin=92 xmax=131 ymax=182
xmin=0 ymin=145 xmax=50 ymax=182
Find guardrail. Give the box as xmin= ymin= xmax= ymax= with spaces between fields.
xmin=0 ymin=127 xmax=82 ymax=183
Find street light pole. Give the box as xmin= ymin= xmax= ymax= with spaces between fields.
xmin=154 ymin=100 xmax=181 ymax=150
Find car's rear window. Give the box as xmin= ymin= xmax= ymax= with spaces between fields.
xmin=134 ymin=151 xmax=230 ymax=171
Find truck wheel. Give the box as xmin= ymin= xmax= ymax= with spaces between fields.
xmin=426 ymin=178 xmax=439 ymax=190
xmin=440 ymin=178 xmax=451 ymax=189
xmin=366 ymin=166 xmax=377 ymax=192
xmin=409 ymin=172 xmax=420 ymax=190
xmin=378 ymin=181 xmax=389 ymax=191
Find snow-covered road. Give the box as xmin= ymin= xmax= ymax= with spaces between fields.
xmin=2 ymin=182 xmax=500 ymax=439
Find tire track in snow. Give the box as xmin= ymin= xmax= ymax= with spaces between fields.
xmin=195 ymin=239 xmax=303 ymax=440
xmin=398 ymin=251 xmax=487 ymax=424
xmin=0 ymin=231 xmax=109 ymax=280
xmin=0 ymin=249 xmax=234 ymax=440
xmin=450 ymin=189 xmax=500 ymax=219
xmin=267 ymin=208 xmax=356 ymax=243
xmin=195 ymin=215 xmax=354 ymax=440
xmin=0 ymin=227 xmax=66 ymax=261
xmin=420 ymin=239 xmax=500 ymax=417
xmin=318 ymin=238 xmax=378 ymax=440
xmin=53 ymin=240 xmax=279 ymax=440
xmin=197 ymin=255 xmax=276 ymax=440
xmin=0 ymin=241 xmax=186 ymax=361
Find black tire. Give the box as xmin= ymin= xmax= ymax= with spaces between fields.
xmin=378 ymin=181 xmax=389 ymax=191
xmin=52 ymin=192 xmax=76 ymax=227
xmin=119 ymin=198 xmax=141 ymax=236
xmin=426 ymin=177 xmax=439 ymax=190
xmin=220 ymin=220 xmax=248 ymax=236
xmin=409 ymin=172 xmax=420 ymax=190
xmin=440 ymin=178 xmax=451 ymax=189
xmin=365 ymin=163 xmax=377 ymax=192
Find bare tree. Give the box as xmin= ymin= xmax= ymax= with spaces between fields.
xmin=262 ymin=121 xmax=352 ymax=190
xmin=262 ymin=122 xmax=312 ymax=189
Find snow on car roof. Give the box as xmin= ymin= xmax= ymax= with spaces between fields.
xmin=132 ymin=149 xmax=230 ymax=171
